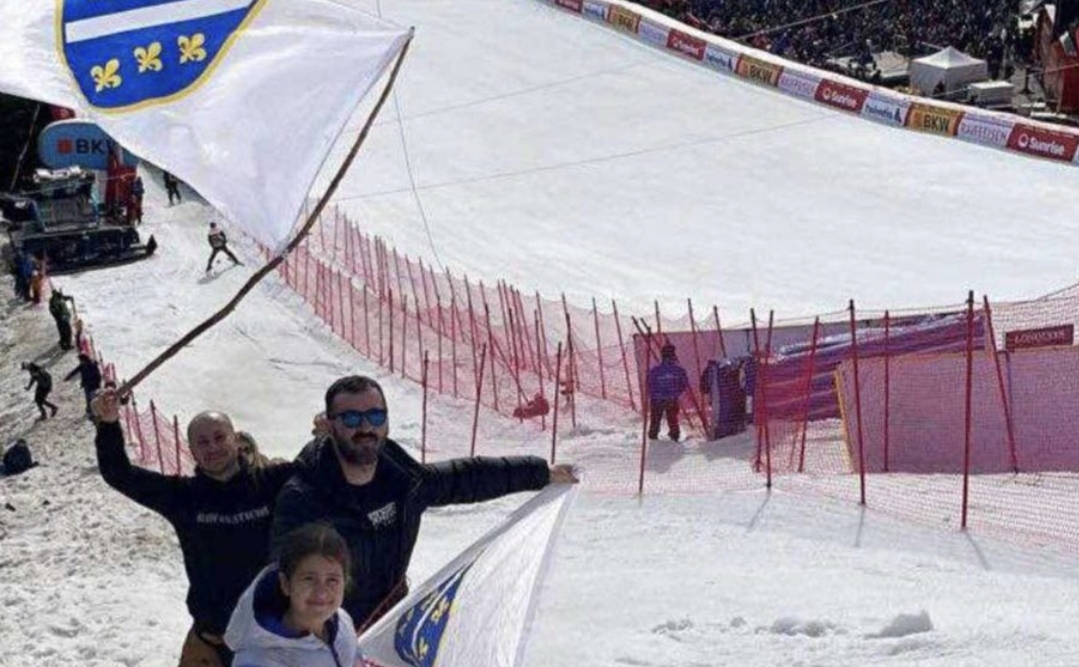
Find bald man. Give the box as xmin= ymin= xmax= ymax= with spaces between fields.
xmin=92 ymin=390 xmax=299 ymax=667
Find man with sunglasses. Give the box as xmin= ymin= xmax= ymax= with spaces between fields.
xmin=91 ymin=389 xmax=300 ymax=667
xmin=272 ymin=374 xmax=578 ymax=632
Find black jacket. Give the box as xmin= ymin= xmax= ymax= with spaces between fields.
xmin=65 ymin=359 xmax=102 ymax=391
xmin=95 ymin=422 xmax=299 ymax=635
xmin=271 ymin=438 xmax=550 ymax=629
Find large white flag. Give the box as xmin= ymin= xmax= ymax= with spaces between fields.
xmin=359 ymin=484 xmax=578 ymax=667
xmin=0 ymin=0 xmax=410 ymax=249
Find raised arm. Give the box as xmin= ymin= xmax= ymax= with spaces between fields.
xmin=92 ymin=390 xmax=186 ymax=517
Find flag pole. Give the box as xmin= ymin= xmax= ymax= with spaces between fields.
xmin=119 ymin=32 xmax=414 ymax=395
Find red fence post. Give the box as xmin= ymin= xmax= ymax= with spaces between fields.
xmin=613 ymin=300 xmax=637 ymax=413
xmin=150 ymin=400 xmax=165 ymax=474
xmin=484 ymin=301 xmax=500 ymax=413
xmin=592 ymin=297 xmax=607 ymax=400
xmin=562 ymin=298 xmax=577 ymax=429
xmin=848 ymin=300 xmax=867 ymax=506
xmin=762 ymin=311 xmax=775 ymax=488
xmin=688 ymin=298 xmax=708 ymax=436
xmin=470 ymin=344 xmax=488 ymax=457
xmin=436 ymin=296 xmax=445 ymax=394
xmin=384 ymin=284 xmax=392 ymax=371
xmin=535 ymin=310 xmax=548 ymax=431
xmin=451 ymin=293 xmax=459 ymax=399
xmin=883 ymin=310 xmax=892 ymax=473
xmin=796 ymin=317 xmax=821 ymax=473
xmin=536 ymin=292 xmax=552 ymax=377
xmin=131 ymin=396 xmax=147 ymax=465
xmin=400 ymin=295 xmax=408 ymax=379
xmin=713 ymin=305 xmax=728 ymax=358
xmin=550 ymin=342 xmax=563 ymax=464
xmin=421 ymin=350 xmax=429 ymax=464
xmin=173 ymin=415 xmax=182 ymax=473
xmin=961 ymin=291 xmax=976 ymax=530
xmin=636 ymin=334 xmax=649 ymax=497
xmin=983 ymin=296 xmax=1019 ymax=473
xmin=750 ymin=309 xmax=763 ymax=470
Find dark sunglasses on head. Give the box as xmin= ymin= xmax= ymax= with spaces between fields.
xmin=332 ymin=408 xmax=388 ymax=429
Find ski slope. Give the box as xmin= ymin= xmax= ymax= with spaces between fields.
xmin=324 ymin=0 xmax=1079 ymax=318
xmin=5 ymin=0 xmax=1079 ymax=665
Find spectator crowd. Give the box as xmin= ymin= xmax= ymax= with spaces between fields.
xmin=642 ymin=0 xmax=1034 ymax=84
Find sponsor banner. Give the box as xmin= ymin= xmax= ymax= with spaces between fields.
xmin=906 ymin=104 xmax=963 ymax=136
xmin=815 ymin=79 xmax=868 ymax=113
xmin=703 ymin=42 xmax=738 ymax=72
xmin=778 ymin=69 xmax=821 ymax=100
xmin=582 ymin=0 xmax=607 ymax=20
xmin=606 ymin=5 xmax=640 ymax=33
xmin=860 ymin=92 xmax=910 ymax=126
xmin=38 ymin=119 xmax=138 ymax=170
xmin=957 ymin=114 xmax=1014 ymax=148
xmin=736 ymin=55 xmax=782 ymax=87
xmin=667 ymin=28 xmax=706 ymax=61
xmin=554 ymin=0 xmax=583 ymax=12
xmin=637 ymin=19 xmax=668 ymax=47
xmin=1007 ymin=124 xmax=1079 ymax=162
xmin=1005 ymin=324 xmax=1075 ymax=351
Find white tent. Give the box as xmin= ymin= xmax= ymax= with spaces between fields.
xmin=909 ymin=46 xmax=989 ymax=96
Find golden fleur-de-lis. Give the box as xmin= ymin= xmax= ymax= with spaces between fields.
xmin=90 ymin=59 xmax=122 ymax=92
xmin=178 ymin=33 xmax=207 ymax=63
xmin=430 ymin=597 xmax=450 ymax=622
xmin=418 ymin=637 xmax=430 ymax=659
xmin=134 ymin=42 xmax=163 ymax=73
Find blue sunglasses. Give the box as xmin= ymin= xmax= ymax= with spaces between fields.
xmin=332 ymin=408 xmax=388 ymax=429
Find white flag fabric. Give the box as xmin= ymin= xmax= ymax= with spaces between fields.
xmin=359 ymin=484 xmax=578 ymax=667
xmin=0 ymin=0 xmax=410 ymax=249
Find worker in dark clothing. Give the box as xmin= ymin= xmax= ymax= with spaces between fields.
xmin=13 ymin=252 xmax=32 ymax=301
xmin=65 ymin=353 xmax=102 ymax=418
xmin=647 ymin=343 xmax=689 ymax=441
xmin=91 ymin=390 xmax=299 ymax=667
xmin=206 ymin=222 xmax=242 ymax=273
xmin=23 ymin=362 xmax=58 ymax=420
xmin=164 ymin=171 xmax=182 ymax=205
xmin=271 ymin=375 xmax=578 ymax=633
xmin=48 ymin=289 xmax=76 ymax=350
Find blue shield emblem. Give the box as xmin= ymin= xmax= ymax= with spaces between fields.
xmin=58 ymin=0 xmax=268 ymax=111
xmin=394 ymin=563 xmax=474 ymax=667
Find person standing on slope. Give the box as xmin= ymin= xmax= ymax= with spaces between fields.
xmin=91 ymin=390 xmax=299 ymax=667
xmin=271 ymin=375 xmax=579 ymax=633
xmin=205 ymin=221 xmax=242 ymax=273
xmin=164 ymin=170 xmax=182 ymax=205
xmin=48 ymin=288 xmax=76 ymax=351
xmin=22 ymin=362 xmax=58 ymax=420
xmin=64 ymin=353 xmax=102 ymax=418
xmin=647 ymin=342 xmax=689 ymax=442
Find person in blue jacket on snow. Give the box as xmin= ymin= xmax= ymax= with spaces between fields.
xmin=647 ymin=342 xmax=689 ymax=442
xmin=225 ymin=522 xmax=359 ymax=667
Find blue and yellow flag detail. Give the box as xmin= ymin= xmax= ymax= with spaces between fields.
xmin=58 ymin=0 xmax=267 ymax=110
xmin=394 ymin=563 xmax=475 ymax=667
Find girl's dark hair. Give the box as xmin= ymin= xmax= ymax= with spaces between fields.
xmin=278 ymin=522 xmax=351 ymax=584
